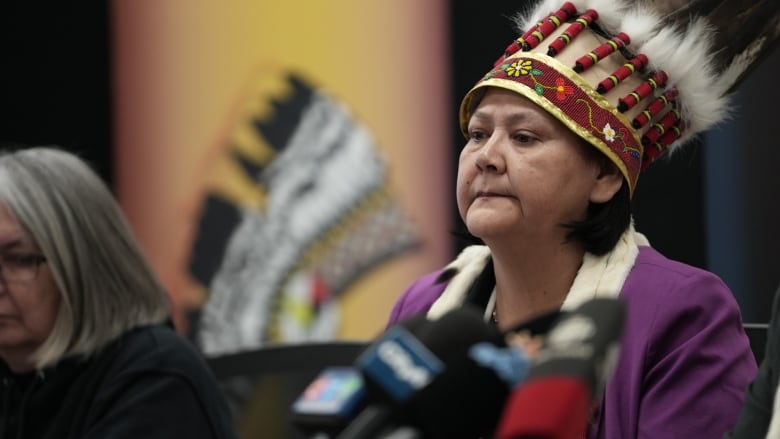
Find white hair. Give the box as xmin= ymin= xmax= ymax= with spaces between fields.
xmin=0 ymin=146 xmax=169 ymax=369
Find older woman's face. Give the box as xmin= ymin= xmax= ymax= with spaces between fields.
xmin=457 ymin=88 xmax=609 ymax=245
xmin=0 ymin=202 xmax=60 ymax=372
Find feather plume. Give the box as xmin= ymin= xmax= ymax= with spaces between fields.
xmin=619 ymin=7 xmax=660 ymax=47
xmin=510 ymin=0 xmax=780 ymax=150
xmin=640 ymin=18 xmax=729 ymax=148
xmin=515 ymin=0 xmax=568 ymax=31
xmin=645 ymin=0 xmax=780 ymax=93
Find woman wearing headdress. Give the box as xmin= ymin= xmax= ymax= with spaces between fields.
xmin=387 ymin=0 xmax=779 ymax=437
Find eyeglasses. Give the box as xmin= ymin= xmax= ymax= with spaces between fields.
xmin=0 ymin=252 xmax=48 ymax=282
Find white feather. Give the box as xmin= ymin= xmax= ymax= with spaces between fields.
xmin=568 ymin=0 xmax=588 ymax=12
xmin=619 ymin=7 xmax=661 ymax=48
xmin=508 ymin=0 xmax=740 ymax=154
xmin=584 ymin=0 xmax=630 ymax=33
xmin=716 ymin=37 xmax=768 ymax=93
xmin=515 ymin=0 xmax=566 ymax=32
xmin=640 ymin=18 xmax=729 ymax=151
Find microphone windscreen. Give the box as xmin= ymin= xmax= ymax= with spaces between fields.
xmin=495 ymin=298 xmax=625 ymax=439
xmin=352 ymin=306 xmax=539 ymax=439
xmin=419 ymin=305 xmax=503 ymax=359
xmin=357 ymin=306 xmax=500 ymax=406
xmin=290 ymin=314 xmax=434 ymax=436
xmin=404 ymin=347 xmax=515 ymax=438
xmin=527 ymin=298 xmax=624 ymax=395
xmin=399 ymin=307 xmax=530 ymax=438
xmin=496 ymin=377 xmax=591 ymax=439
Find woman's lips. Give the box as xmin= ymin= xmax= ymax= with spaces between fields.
xmin=476 ymin=191 xmax=507 ymax=198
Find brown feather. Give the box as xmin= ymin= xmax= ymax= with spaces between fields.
xmin=645 ymin=0 xmax=780 ymax=92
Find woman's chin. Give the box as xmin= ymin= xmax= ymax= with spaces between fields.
xmin=465 ymin=220 xmax=517 ymax=241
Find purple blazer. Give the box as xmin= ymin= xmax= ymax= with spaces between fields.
xmin=387 ymin=246 xmax=757 ymax=439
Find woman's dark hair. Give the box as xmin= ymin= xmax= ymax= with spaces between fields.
xmin=562 ymin=181 xmax=630 ymax=256
xmin=561 ymin=140 xmax=632 ymax=255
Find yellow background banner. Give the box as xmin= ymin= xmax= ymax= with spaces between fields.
xmin=111 ymin=0 xmax=453 ymax=344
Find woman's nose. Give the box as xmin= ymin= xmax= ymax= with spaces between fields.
xmin=475 ymin=134 xmax=505 ymax=173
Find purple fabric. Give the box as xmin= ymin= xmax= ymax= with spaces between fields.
xmin=386 ymin=246 xmax=757 ymax=439
xmin=387 ymin=270 xmax=448 ymax=326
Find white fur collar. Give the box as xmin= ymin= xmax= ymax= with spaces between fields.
xmin=427 ymin=223 xmax=649 ymax=320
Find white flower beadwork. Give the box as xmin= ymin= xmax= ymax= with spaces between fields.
xmin=602 ymin=123 xmax=616 ymax=142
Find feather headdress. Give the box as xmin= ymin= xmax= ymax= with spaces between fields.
xmin=459 ymin=0 xmax=780 ymax=195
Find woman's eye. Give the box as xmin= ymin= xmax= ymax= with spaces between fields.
xmin=469 ymin=130 xmax=487 ymax=142
xmin=514 ymin=133 xmax=533 ymax=143
xmin=2 ymin=253 xmax=30 ymax=267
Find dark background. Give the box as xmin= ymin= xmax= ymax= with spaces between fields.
xmin=0 ymin=1 xmax=113 ymax=185
xmin=0 ymin=1 xmax=777 ymax=323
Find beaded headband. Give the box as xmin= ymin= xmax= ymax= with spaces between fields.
xmin=460 ymin=0 xmax=780 ymax=196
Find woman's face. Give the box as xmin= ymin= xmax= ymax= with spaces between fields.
xmin=0 ymin=202 xmax=61 ymax=372
xmin=456 ymin=88 xmax=618 ymax=245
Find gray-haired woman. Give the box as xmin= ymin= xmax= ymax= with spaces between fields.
xmin=0 ymin=146 xmax=238 ymax=439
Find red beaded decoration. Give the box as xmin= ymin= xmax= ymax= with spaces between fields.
xmin=521 ymin=2 xmax=577 ymax=50
xmin=573 ymin=32 xmax=631 ymax=73
xmin=547 ymin=9 xmax=599 ymax=56
xmin=658 ymin=122 xmax=683 ymax=147
xmin=495 ymin=37 xmax=525 ymax=67
xmin=596 ymin=54 xmax=648 ymax=94
xmin=641 ymin=109 xmax=680 ymax=145
xmin=519 ymin=20 xmax=543 ymax=50
xmin=642 ymin=142 xmax=665 ymax=170
xmin=632 ymin=89 xmax=678 ymax=129
xmin=504 ymin=38 xmax=523 ymax=57
xmin=642 ymin=122 xmax=682 ymax=170
xmin=617 ymin=70 xmax=669 ymax=112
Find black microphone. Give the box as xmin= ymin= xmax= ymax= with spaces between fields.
xmin=339 ymin=306 xmax=534 ymax=439
xmin=495 ymin=298 xmax=625 ymax=439
xmin=290 ymin=315 xmax=430 ymax=438
xmin=293 ymin=306 xmax=562 ymax=439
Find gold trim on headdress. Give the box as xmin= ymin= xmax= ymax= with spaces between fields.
xmin=460 ymin=51 xmax=638 ymax=193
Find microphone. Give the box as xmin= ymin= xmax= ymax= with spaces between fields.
xmin=290 ymin=367 xmax=367 ymax=437
xmin=292 ymin=306 xmax=565 ymax=439
xmin=290 ymin=315 xmax=430 ymax=438
xmin=339 ymin=306 xmax=531 ymax=439
xmin=495 ymin=298 xmax=625 ymax=439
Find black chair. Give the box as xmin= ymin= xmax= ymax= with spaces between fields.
xmin=206 ymin=341 xmax=369 ymax=439
xmin=744 ymin=323 xmax=769 ymax=365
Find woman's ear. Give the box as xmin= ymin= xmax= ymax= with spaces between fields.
xmin=590 ymin=160 xmax=624 ymax=203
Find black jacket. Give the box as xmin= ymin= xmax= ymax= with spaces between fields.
xmin=0 ymin=323 xmax=238 ymax=439
xmin=726 ymin=285 xmax=779 ymax=439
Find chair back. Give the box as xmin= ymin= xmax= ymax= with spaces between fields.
xmin=744 ymin=323 xmax=769 ymax=365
